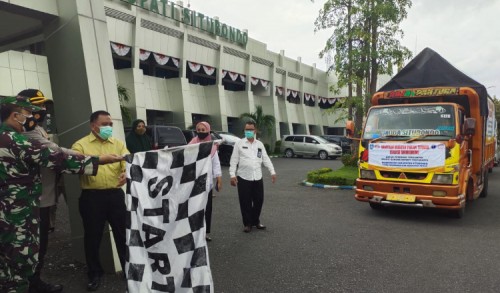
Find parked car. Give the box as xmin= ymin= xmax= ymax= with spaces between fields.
xmin=321 ymin=135 xmax=352 ymax=154
xmin=147 ymin=125 xmax=186 ymax=149
xmin=281 ymin=135 xmax=342 ymax=160
xmin=182 ymin=130 xmax=237 ymax=166
xmin=125 ymin=125 xmax=187 ymax=149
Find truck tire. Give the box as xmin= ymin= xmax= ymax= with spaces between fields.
xmin=480 ymin=173 xmax=488 ymax=198
xmin=369 ymin=202 xmax=383 ymax=210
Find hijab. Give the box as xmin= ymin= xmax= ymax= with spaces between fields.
xmin=126 ymin=119 xmax=152 ymax=153
xmin=188 ymin=121 xmax=217 ymax=156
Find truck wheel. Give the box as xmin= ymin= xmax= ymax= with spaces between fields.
xmin=284 ymin=149 xmax=294 ymax=158
xmin=369 ymin=202 xmax=383 ymax=210
xmin=480 ymin=173 xmax=488 ymax=198
xmin=318 ymin=150 xmax=328 ymax=160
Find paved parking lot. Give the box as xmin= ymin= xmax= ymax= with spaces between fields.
xmin=44 ymin=157 xmax=500 ymax=292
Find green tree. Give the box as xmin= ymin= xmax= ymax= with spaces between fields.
xmin=313 ymin=0 xmax=412 ymax=139
xmin=117 ymin=84 xmax=132 ymax=125
xmin=240 ymin=105 xmax=276 ymax=139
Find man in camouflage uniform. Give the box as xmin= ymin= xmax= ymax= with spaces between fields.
xmin=0 ymin=96 xmax=122 ymax=293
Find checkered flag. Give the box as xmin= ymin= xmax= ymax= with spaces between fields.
xmin=125 ymin=142 xmax=214 ymax=293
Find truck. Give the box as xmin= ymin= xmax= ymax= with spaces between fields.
xmin=346 ymin=48 xmax=496 ymax=218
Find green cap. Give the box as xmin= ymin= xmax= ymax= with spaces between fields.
xmin=0 ymin=96 xmax=42 ymax=111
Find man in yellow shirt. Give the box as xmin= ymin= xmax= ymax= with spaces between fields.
xmin=72 ymin=110 xmax=129 ymax=291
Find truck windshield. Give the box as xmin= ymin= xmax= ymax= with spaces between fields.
xmin=363 ymin=105 xmax=456 ymax=140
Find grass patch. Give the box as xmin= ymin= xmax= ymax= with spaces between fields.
xmin=306 ymin=166 xmax=358 ymax=186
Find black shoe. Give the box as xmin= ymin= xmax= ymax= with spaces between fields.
xmin=29 ymin=279 xmax=63 ymax=293
xmin=243 ymin=226 xmax=252 ymax=233
xmin=255 ymin=224 xmax=266 ymax=230
xmin=87 ymin=276 xmax=101 ymax=291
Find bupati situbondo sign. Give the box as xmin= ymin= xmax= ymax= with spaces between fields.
xmin=368 ymin=142 xmax=446 ymax=168
xmin=121 ymin=0 xmax=249 ymax=46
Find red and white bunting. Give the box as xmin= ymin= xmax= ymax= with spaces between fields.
xmin=276 ymin=86 xmax=283 ymax=95
xmin=260 ymin=80 xmax=269 ymax=88
xmin=153 ymin=53 xmax=169 ymax=65
xmin=304 ymin=93 xmax=311 ymax=100
xmin=291 ymin=90 xmax=298 ymax=98
xmin=239 ymin=74 xmax=246 ymax=82
xmin=188 ymin=61 xmax=202 ymax=72
xmin=203 ymin=65 xmax=215 ymax=75
xmin=110 ymin=42 xmax=131 ymax=56
xmin=328 ymin=98 xmax=337 ymax=104
xmin=286 ymin=89 xmax=291 ymax=96
xmin=139 ymin=49 xmax=151 ymax=61
xmin=228 ymin=71 xmax=239 ymax=81
xmin=222 ymin=70 xmax=227 ymax=78
xmin=251 ymin=77 xmax=260 ymax=86
xmin=171 ymin=57 xmax=179 ymax=68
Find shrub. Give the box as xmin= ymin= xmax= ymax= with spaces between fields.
xmin=306 ymin=166 xmax=357 ymax=186
xmin=264 ymin=143 xmax=271 ymax=154
xmin=274 ymin=140 xmax=282 ymax=154
xmin=341 ymin=154 xmax=358 ymax=167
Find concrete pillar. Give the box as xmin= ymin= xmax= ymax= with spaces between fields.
xmin=44 ymin=0 xmax=124 ymax=273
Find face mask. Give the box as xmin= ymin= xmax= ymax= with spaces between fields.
xmin=135 ymin=128 xmax=146 ymax=135
xmin=15 ymin=112 xmax=37 ymax=132
xmin=99 ymin=126 xmax=113 ymax=140
xmin=245 ymin=130 xmax=255 ymax=139
xmin=197 ymin=132 xmax=209 ymax=139
xmin=33 ymin=110 xmax=47 ymax=123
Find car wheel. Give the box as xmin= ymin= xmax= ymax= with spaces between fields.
xmin=284 ymin=149 xmax=294 ymax=158
xmin=318 ymin=150 xmax=328 ymax=160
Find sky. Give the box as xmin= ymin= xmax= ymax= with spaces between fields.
xmin=187 ymin=0 xmax=500 ymax=98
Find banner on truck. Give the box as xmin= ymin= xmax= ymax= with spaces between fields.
xmin=368 ymin=142 xmax=445 ymax=168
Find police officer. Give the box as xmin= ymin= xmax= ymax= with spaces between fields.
xmin=0 ymin=96 xmax=122 ymax=293
xmin=20 ymin=89 xmax=73 ymax=293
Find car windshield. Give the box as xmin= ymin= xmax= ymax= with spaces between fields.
xmin=314 ymin=136 xmax=330 ymax=144
xmin=157 ymin=128 xmax=186 ymax=144
xmin=363 ymin=105 xmax=456 ymax=140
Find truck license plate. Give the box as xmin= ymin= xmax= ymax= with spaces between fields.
xmin=386 ymin=193 xmax=416 ymax=203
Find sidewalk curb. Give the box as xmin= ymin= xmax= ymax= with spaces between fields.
xmin=301 ymin=180 xmax=355 ymax=190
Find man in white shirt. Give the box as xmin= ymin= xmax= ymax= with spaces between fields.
xmin=229 ymin=121 xmax=276 ymax=233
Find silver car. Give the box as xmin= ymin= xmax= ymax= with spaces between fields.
xmin=281 ymin=135 xmax=342 ymax=160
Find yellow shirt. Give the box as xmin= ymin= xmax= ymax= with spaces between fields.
xmin=72 ymin=132 xmax=129 ymax=189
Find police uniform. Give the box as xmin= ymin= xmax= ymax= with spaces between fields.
xmin=0 ymin=96 xmax=100 ymax=293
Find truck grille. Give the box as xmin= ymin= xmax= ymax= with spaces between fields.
xmin=380 ymin=171 xmax=427 ymax=180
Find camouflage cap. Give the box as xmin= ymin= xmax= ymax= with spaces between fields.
xmin=0 ymin=96 xmax=42 ymax=111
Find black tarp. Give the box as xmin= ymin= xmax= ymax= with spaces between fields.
xmin=378 ymin=47 xmax=488 ymax=116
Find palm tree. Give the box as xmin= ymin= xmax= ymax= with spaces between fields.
xmin=240 ymin=105 xmax=276 ymax=139
xmin=117 ymin=84 xmax=132 ymax=125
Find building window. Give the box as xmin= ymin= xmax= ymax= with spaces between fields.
xmin=111 ymin=42 xmax=132 ymax=70
xmin=186 ymin=62 xmax=216 ymax=86
xmin=222 ymin=70 xmax=246 ymax=91
xmin=140 ymin=51 xmax=180 ymax=79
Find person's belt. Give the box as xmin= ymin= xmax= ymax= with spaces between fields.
xmin=82 ymin=188 xmax=122 ymax=193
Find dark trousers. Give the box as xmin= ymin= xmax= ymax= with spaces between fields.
xmin=205 ymin=190 xmax=213 ymax=233
xmin=79 ymin=189 xmax=127 ymax=279
xmin=236 ymin=177 xmax=264 ymax=227
xmin=34 ymin=206 xmax=51 ymax=277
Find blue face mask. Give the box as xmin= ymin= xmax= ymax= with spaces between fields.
xmin=99 ymin=126 xmax=113 ymax=140
xmin=245 ymin=130 xmax=255 ymax=139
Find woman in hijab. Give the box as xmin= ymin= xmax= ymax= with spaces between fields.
xmin=189 ymin=121 xmax=222 ymax=241
xmin=126 ymin=119 xmax=152 ymax=154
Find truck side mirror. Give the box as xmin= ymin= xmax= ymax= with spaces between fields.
xmin=463 ymin=118 xmax=476 ymax=136
xmin=346 ymin=120 xmax=354 ymax=138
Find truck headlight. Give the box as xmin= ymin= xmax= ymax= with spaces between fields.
xmin=431 ymin=174 xmax=453 ymax=184
xmin=360 ymin=169 xmax=376 ymax=179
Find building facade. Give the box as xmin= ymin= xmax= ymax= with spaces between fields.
xmin=0 ymin=0 xmax=346 ymax=271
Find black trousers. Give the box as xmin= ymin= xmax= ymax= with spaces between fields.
xmin=236 ymin=177 xmax=264 ymax=227
xmin=34 ymin=206 xmax=51 ymax=278
xmin=79 ymin=189 xmax=127 ymax=279
xmin=205 ymin=190 xmax=213 ymax=233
